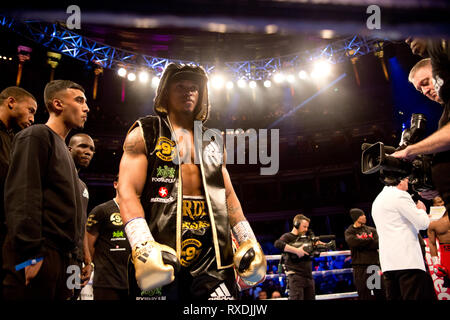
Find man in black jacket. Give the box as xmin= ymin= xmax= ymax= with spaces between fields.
xmin=2 ymin=80 xmax=89 ymax=300
xmin=0 ymin=86 xmax=37 ymax=295
xmin=344 ymin=208 xmax=385 ymax=300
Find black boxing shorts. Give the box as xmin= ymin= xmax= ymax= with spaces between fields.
xmin=128 ymin=195 xmax=238 ymax=300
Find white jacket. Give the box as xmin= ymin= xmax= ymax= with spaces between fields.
xmin=372 ymin=186 xmax=430 ymax=272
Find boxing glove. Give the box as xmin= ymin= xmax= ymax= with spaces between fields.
xmin=233 ymin=240 xmax=267 ymax=286
xmin=125 ymin=217 xmax=180 ymax=291
xmin=232 ymin=220 xmax=266 ymax=287
xmin=132 ymin=240 xmax=180 ymax=291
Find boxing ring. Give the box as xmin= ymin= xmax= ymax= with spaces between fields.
xmin=264 ymin=250 xmax=358 ymax=300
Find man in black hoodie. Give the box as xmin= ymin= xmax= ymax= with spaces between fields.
xmin=344 ymin=208 xmax=385 ymax=300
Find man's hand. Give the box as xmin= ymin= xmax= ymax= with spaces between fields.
xmin=391 ymin=146 xmax=417 ymax=161
xmin=416 ymin=200 xmax=427 ymax=211
xmin=24 ymin=259 xmax=44 ymax=286
xmin=296 ymin=245 xmax=309 ymax=258
xmin=80 ymin=264 xmax=93 ymax=287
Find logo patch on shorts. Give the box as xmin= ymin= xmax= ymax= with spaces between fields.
xmin=180 ymin=238 xmax=202 ymax=267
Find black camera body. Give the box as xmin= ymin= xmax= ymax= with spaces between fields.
xmin=288 ymin=234 xmax=336 ymax=259
xmin=361 ymin=113 xmax=434 ymax=192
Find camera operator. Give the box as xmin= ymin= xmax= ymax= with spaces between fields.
xmin=274 ymin=214 xmax=317 ymax=300
xmin=392 ymin=39 xmax=450 ymax=214
xmin=344 ymin=208 xmax=385 ymax=300
xmin=371 ymin=177 xmax=437 ymax=300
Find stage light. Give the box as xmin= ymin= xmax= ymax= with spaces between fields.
xmin=138 ymin=71 xmax=149 ymax=83
xmin=298 ymin=70 xmax=308 ymax=80
xmin=127 ymin=72 xmax=136 ymax=81
xmin=273 ymin=72 xmax=285 ymax=83
xmin=118 ymin=67 xmax=127 ymax=77
xmin=249 ymin=80 xmax=257 ymax=89
xmin=312 ymin=60 xmax=332 ymax=78
xmin=151 ymin=76 xmax=160 ymax=88
xmin=264 ymin=80 xmax=272 ymax=88
xmin=211 ymin=75 xmax=225 ymax=89
xmin=226 ymin=81 xmax=234 ymax=89
xmin=286 ymin=74 xmax=295 ymax=83
xmin=237 ymin=79 xmax=247 ymax=88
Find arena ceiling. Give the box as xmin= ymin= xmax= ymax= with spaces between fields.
xmin=3 ymin=0 xmax=450 ymax=64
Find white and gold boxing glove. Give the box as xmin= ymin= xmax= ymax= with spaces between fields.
xmin=232 ymin=220 xmax=267 ymax=286
xmin=125 ymin=218 xmax=179 ymax=291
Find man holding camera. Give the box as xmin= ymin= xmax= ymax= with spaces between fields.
xmin=274 ymin=214 xmax=316 ymax=300
xmin=371 ymin=177 xmax=436 ymax=300
xmin=392 ymin=39 xmax=450 ymax=214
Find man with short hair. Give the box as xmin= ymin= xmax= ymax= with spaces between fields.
xmin=68 ymin=133 xmax=96 ymax=298
xmin=372 ymin=177 xmax=436 ymax=300
xmin=274 ymin=214 xmax=316 ymax=300
xmin=344 ymin=208 xmax=384 ymax=300
xmin=2 ymin=80 xmax=89 ymax=300
xmin=393 ymin=40 xmax=450 ymax=214
xmin=0 ymin=86 xmax=37 ymax=294
xmin=69 ymin=133 xmax=95 ymax=171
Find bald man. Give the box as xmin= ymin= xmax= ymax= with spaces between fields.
xmin=68 ymin=133 xmax=95 ymax=171
xmin=68 ymin=133 xmax=96 ymax=297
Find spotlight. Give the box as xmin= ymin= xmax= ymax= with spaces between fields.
xmin=138 ymin=71 xmax=149 ymax=83
xmin=118 ymin=67 xmax=127 ymax=77
xmin=237 ymin=79 xmax=247 ymax=88
xmin=273 ymin=72 xmax=285 ymax=83
xmin=312 ymin=60 xmax=332 ymax=78
xmin=226 ymin=81 xmax=234 ymax=89
xmin=211 ymin=75 xmax=225 ymax=89
xmin=151 ymin=76 xmax=160 ymax=88
xmin=264 ymin=80 xmax=272 ymax=88
xmin=286 ymin=74 xmax=295 ymax=83
xmin=298 ymin=70 xmax=308 ymax=80
xmin=249 ymin=81 xmax=257 ymax=89
xmin=127 ymin=72 xmax=136 ymax=81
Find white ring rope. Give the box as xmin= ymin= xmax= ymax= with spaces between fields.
xmin=263 ymin=250 xmax=358 ymax=300
xmin=268 ymin=292 xmax=359 ymax=300
xmin=265 ymin=250 xmax=351 ymax=261
xmin=266 ymin=268 xmax=354 ymax=279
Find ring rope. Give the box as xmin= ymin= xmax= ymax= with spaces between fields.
xmin=265 ymin=250 xmax=351 ymax=261
xmin=263 ymin=250 xmax=357 ymax=300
